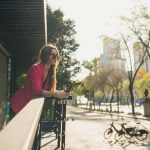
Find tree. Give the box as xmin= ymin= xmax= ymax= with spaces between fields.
xmin=83 ymin=58 xmax=100 ymax=110
xmin=73 ymin=83 xmax=85 ymax=105
xmin=131 ymin=6 xmax=150 ymax=59
xmin=121 ymin=34 xmax=146 ymax=115
xmin=94 ymin=67 xmax=108 ymax=110
xmin=99 ymin=64 xmax=126 ymax=113
xmin=82 ymin=60 xmax=93 ymax=76
xmin=120 ymin=5 xmax=150 ymax=114
xmin=82 ymin=60 xmax=93 ymax=108
xmin=83 ymin=75 xmax=94 ymax=109
xmin=120 ymin=6 xmax=150 ymax=59
xmin=109 ymin=66 xmax=126 ymax=114
xmin=135 ymin=72 xmax=150 ymax=98
xmin=122 ymin=79 xmax=130 ymax=106
xmin=47 ymin=7 xmax=80 ymax=89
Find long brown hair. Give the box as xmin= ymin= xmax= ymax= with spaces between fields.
xmin=39 ymin=44 xmax=59 ymax=92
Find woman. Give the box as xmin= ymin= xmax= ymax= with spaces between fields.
xmin=10 ymin=44 xmax=69 ymax=117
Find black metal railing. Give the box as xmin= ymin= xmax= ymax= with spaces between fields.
xmin=0 ymin=97 xmax=44 ymax=150
xmin=0 ymin=96 xmax=71 ymax=150
xmin=33 ymin=96 xmax=72 ymax=150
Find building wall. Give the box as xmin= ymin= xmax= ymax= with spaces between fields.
xmin=100 ymin=36 xmax=126 ymax=70
xmin=0 ymin=47 xmax=8 ymax=129
xmin=103 ymin=37 xmax=121 ymax=58
xmin=142 ymin=56 xmax=150 ymax=72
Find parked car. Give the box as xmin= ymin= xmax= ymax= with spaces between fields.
xmin=135 ymin=98 xmax=150 ymax=106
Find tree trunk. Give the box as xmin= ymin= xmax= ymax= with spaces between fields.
xmin=116 ymin=90 xmax=120 ymax=115
xmin=98 ymin=91 xmax=105 ymax=111
xmin=98 ymin=99 xmax=102 ymax=110
xmin=93 ymin=90 xmax=95 ymax=111
xmin=88 ymin=91 xmax=91 ymax=111
xmin=109 ymin=90 xmax=115 ymax=113
xmin=126 ymin=94 xmax=129 ymax=107
xmin=129 ymin=84 xmax=135 ymax=115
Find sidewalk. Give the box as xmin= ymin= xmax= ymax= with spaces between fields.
xmin=66 ymin=106 xmax=150 ymax=150
xmin=77 ymin=105 xmax=150 ymax=121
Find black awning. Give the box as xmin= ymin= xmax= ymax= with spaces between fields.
xmin=0 ymin=0 xmax=47 ymax=75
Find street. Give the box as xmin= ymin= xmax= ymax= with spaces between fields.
xmin=65 ymin=106 xmax=150 ymax=150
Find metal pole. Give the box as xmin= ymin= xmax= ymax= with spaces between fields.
xmin=61 ymin=100 xmax=66 ymax=150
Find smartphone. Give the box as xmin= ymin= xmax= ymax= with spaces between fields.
xmin=64 ymin=86 xmax=73 ymax=92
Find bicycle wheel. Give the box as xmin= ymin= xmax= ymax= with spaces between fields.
xmin=115 ymin=132 xmax=122 ymax=141
xmin=124 ymin=127 xmax=134 ymax=139
xmin=124 ymin=133 xmax=132 ymax=139
xmin=136 ymin=129 xmax=148 ymax=141
xmin=104 ymin=128 xmax=113 ymax=139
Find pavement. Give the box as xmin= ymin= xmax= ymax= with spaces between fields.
xmin=65 ymin=106 xmax=150 ymax=150
xmin=40 ymin=105 xmax=150 ymax=150
xmin=67 ymin=105 xmax=150 ymax=121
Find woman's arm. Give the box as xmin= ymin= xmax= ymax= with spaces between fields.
xmin=41 ymin=90 xmax=70 ymax=99
xmin=29 ymin=65 xmax=70 ymax=99
xmin=41 ymin=90 xmax=53 ymax=97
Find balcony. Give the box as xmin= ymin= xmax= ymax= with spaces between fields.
xmin=0 ymin=97 xmax=68 ymax=150
xmin=0 ymin=1 xmax=68 ymax=149
xmin=0 ymin=0 xmax=47 ymax=130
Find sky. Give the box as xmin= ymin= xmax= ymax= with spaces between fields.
xmin=47 ymin=0 xmax=150 ymax=80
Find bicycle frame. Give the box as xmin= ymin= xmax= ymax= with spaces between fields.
xmin=110 ymin=122 xmax=125 ymax=135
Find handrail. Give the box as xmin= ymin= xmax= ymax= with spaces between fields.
xmin=0 ymin=97 xmax=45 ymax=150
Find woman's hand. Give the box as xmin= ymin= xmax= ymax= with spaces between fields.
xmin=53 ymin=90 xmax=70 ymax=99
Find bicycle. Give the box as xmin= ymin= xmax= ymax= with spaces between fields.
xmin=115 ymin=121 xmax=149 ymax=141
xmin=104 ymin=122 xmax=124 ymax=140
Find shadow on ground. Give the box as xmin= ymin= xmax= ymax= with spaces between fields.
xmin=103 ymin=134 xmax=150 ymax=150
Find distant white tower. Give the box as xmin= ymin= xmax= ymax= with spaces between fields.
xmin=103 ymin=36 xmax=121 ymax=58
xmin=100 ymin=36 xmax=126 ymax=70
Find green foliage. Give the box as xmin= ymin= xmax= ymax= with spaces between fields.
xmin=74 ymin=84 xmax=84 ymax=96
xmin=82 ymin=60 xmax=93 ymax=71
xmin=94 ymin=90 xmax=104 ymax=100
xmin=16 ymin=74 xmax=27 ymax=90
xmin=84 ymin=75 xmax=94 ymax=90
xmin=42 ymin=101 xmax=54 ymax=120
xmin=135 ymin=73 xmax=150 ymax=97
xmin=47 ymin=7 xmax=80 ymax=89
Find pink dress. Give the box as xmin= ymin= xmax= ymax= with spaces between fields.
xmin=10 ymin=63 xmax=49 ymax=113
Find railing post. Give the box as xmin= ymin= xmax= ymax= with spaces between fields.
xmin=57 ymin=101 xmax=62 ymax=148
xmin=32 ymin=111 xmax=42 ymax=150
xmin=61 ymin=100 xmax=66 ymax=150
xmin=39 ymin=97 xmax=71 ymax=149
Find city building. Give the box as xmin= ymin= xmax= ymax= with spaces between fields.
xmin=100 ymin=36 xmax=126 ymax=70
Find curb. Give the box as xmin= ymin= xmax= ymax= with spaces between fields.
xmin=99 ymin=111 xmax=150 ymax=121
xmin=76 ymin=106 xmax=150 ymax=121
